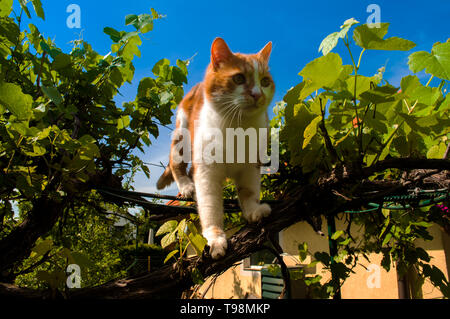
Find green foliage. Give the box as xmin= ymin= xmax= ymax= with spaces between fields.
xmin=282 ymin=18 xmax=449 ymax=176
xmin=0 ymin=1 xmax=188 ymax=291
xmin=155 ymin=218 xmax=207 ymax=264
xmin=278 ymin=18 xmax=450 ymax=298
xmin=0 ymin=1 xmax=187 ymax=206
xmin=15 ymin=199 xmax=132 ymax=289
xmin=408 ymin=40 xmax=450 ymax=81
xmin=352 ymin=23 xmax=416 ymax=51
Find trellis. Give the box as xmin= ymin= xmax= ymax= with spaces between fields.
xmin=95 ymin=186 xmax=449 ymax=299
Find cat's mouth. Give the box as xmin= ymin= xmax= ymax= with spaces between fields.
xmin=241 ymin=99 xmax=265 ymax=112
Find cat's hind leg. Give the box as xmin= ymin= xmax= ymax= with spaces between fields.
xmin=169 ymin=110 xmax=195 ymax=198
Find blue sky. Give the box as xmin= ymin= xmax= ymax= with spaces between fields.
xmin=14 ymin=0 xmax=450 ymax=196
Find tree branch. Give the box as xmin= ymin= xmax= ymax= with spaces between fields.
xmin=0 ymin=161 xmax=447 ymax=298
xmin=366 ymin=158 xmax=450 ymax=175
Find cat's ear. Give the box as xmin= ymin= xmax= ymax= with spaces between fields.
xmin=257 ymin=41 xmax=272 ymax=65
xmin=211 ymin=37 xmax=233 ymax=70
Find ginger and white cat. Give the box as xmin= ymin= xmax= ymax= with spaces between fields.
xmin=157 ymin=38 xmax=275 ymax=259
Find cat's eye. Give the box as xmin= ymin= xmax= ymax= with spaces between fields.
xmin=232 ymin=73 xmax=246 ymax=85
xmin=261 ymin=77 xmax=271 ymax=87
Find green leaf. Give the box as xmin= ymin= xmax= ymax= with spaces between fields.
xmin=125 ymin=14 xmax=138 ymax=26
xmin=400 ymin=75 xmax=441 ymax=105
xmin=52 ymin=53 xmax=72 ymax=70
xmin=331 ymin=230 xmax=344 ymax=240
xmin=298 ymin=242 xmax=308 ymax=262
xmin=32 ymin=239 xmax=53 ymax=256
xmin=408 ymin=41 xmax=450 ymax=80
xmin=176 ymin=59 xmax=188 ymax=76
xmin=137 ymin=14 xmax=153 ymax=33
xmin=283 ymin=82 xmax=305 ymax=106
xmin=31 ymin=0 xmax=45 ymax=20
xmin=19 ymin=0 xmax=31 ymax=19
xmin=137 ymin=77 xmax=155 ymax=98
xmin=191 ymin=267 xmax=205 ymax=285
xmin=0 ymin=0 xmax=13 ymax=17
xmin=159 ymin=91 xmax=173 ymax=105
xmin=39 ymin=40 xmax=61 ymax=59
xmin=29 ymin=143 xmax=46 ymax=156
xmin=188 ymin=233 xmax=207 ymax=255
xmin=156 ymin=220 xmax=178 ymax=236
xmin=117 ymin=115 xmax=130 ymax=130
xmin=41 ymin=86 xmax=63 ymax=106
xmin=427 ymin=142 xmax=446 ymax=159
xmin=104 ymin=27 xmax=122 ymax=42
xmin=0 ymin=82 xmax=33 ymax=119
xmin=382 ymin=232 xmax=392 ymax=246
xmin=177 ymin=218 xmax=187 ymax=234
xmin=319 ymin=32 xmax=340 ymax=56
xmin=152 ymin=58 xmax=170 ymax=77
xmin=78 ymin=134 xmax=96 ymax=145
xmin=411 ymin=221 xmax=433 ymax=228
xmin=299 ymin=53 xmax=344 ymax=94
xmin=302 ymin=115 xmax=321 ymax=149
xmin=282 ymin=102 xmax=316 ymax=165
xmin=78 ymin=142 xmax=99 ymax=160
xmin=36 ymin=269 xmax=66 ymax=289
xmin=353 ymin=23 xmax=416 ymax=51
xmin=359 ymin=84 xmax=399 ymax=104
xmin=161 ymin=231 xmax=177 ymax=249
xmin=163 ymin=250 xmax=178 ymax=264
xmin=345 ymin=75 xmax=380 ymax=98
xmin=318 ymin=18 xmax=359 ymax=55
xmin=70 ymin=251 xmax=94 ymax=269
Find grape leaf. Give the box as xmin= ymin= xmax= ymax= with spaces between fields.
xmin=353 ymin=23 xmax=416 ymax=51
xmin=408 ymin=41 xmax=450 ymax=81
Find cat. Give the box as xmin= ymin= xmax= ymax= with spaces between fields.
xmin=157 ymin=37 xmax=275 ymax=259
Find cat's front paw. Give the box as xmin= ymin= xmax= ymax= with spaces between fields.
xmin=209 ymin=236 xmax=228 ymax=259
xmin=180 ymin=182 xmax=195 ymax=198
xmin=203 ymin=226 xmax=227 ymax=259
xmin=245 ymin=203 xmax=271 ymax=223
xmin=177 ymin=176 xmax=195 ymax=198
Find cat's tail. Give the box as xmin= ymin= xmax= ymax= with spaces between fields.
xmin=156 ymin=166 xmax=174 ymax=190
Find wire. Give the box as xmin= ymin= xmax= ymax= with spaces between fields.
xmin=95 ymin=186 xmax=448 ymax=216
xmin=344 ymin=189 xmax=448 ymax=214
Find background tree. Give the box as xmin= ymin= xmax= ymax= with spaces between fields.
xmin=0 ymin=0 xmax=187 ymax=282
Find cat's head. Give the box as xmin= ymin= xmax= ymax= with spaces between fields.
xmin=204 ymin=37 xmax=275 ymax=115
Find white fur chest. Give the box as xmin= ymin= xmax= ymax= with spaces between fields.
xmin=193 ymin=97 xmax=268 ymax=179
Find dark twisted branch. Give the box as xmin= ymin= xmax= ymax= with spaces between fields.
xmin=1 ymin=163 xmax=446 ymax=299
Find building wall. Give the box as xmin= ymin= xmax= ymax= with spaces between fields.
xmin=197 ymin=216 xmax=449 ymax=299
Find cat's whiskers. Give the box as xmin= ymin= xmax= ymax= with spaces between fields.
xmin=222 ymin=104 xmax=240 ymax=128
xmin=217 ymin=98 xmax=241 ymax=128
xmin=220 ymin=96 xmax=248 ymax=128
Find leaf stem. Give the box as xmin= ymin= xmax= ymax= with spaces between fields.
xmin=425 ymin=75 xmax=434 ymax=87
xmin=357 ymin=49 xmax=365 ymax=70
xmin=344 ymin=35 xmax=364 ymax=163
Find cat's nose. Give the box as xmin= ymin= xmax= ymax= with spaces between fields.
xmin=250 ymin=88 xmax=262 ymax=101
